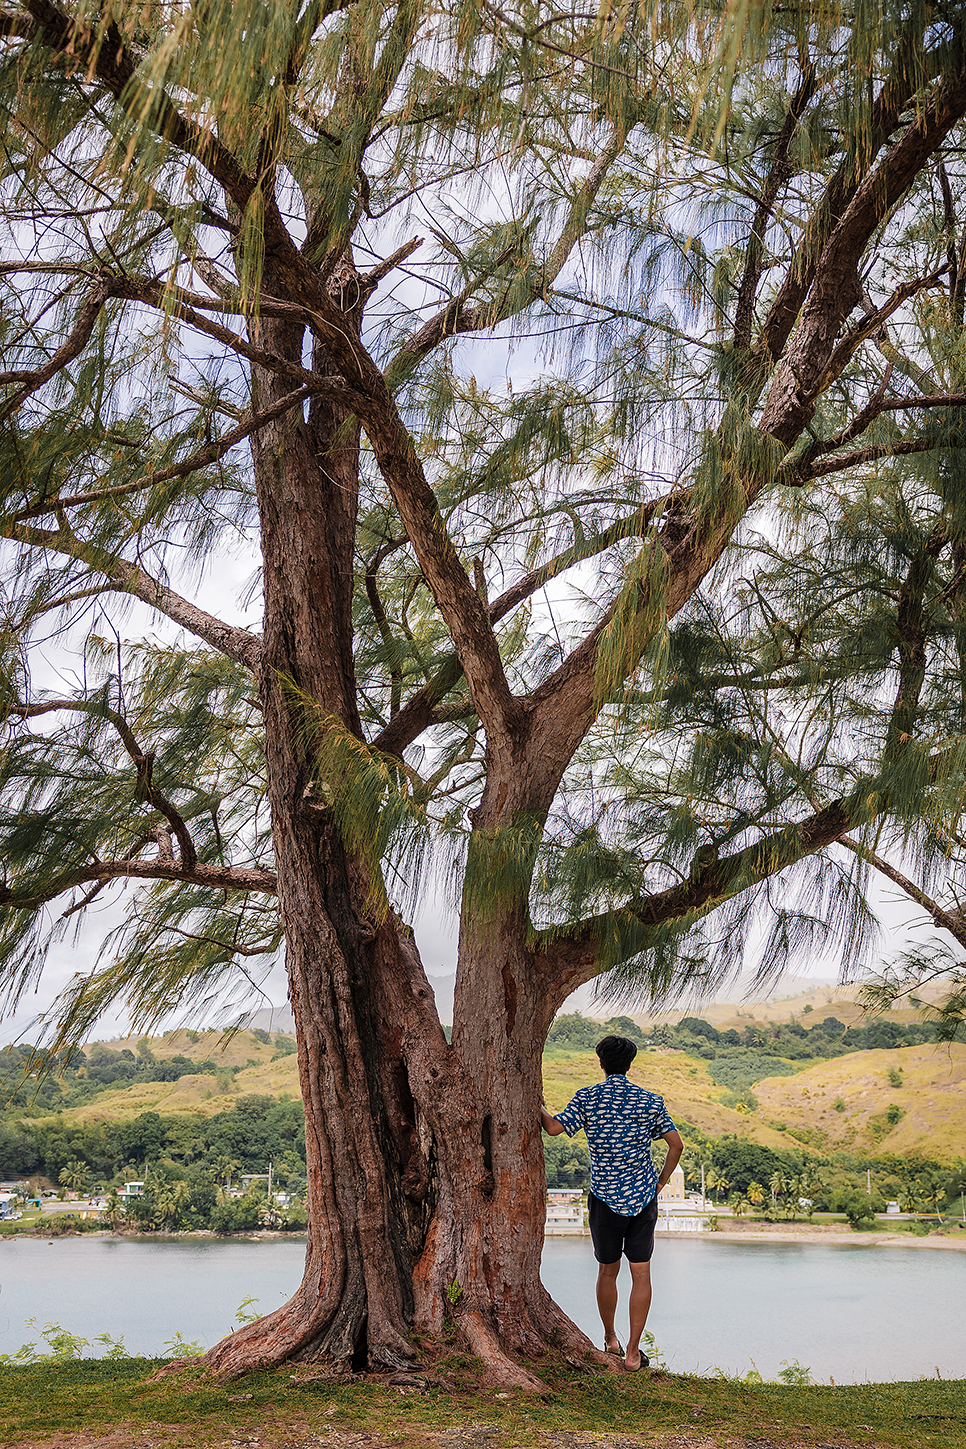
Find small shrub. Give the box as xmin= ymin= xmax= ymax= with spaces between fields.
xmin=92 ymin=1332 xmax=130 ymax=1359
xmin=887 ymin=1066 xmax=903 ymax=1088
xmin=833 ymin=1097 xmax=846 ymax=1112
xmin=641 ymin=1330 xmax=665 ymax=1369
xmin=841 ymin=1192 xmax=877 ymax=1230
xmin=886 ymin=1103 xmax=904 ymax=1126
xmin=777 ymin=1359 xmax=813 ymax=1385
xmin=162 ymin=1332 xmax=205 ymax=1358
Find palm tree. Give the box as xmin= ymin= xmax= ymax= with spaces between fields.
xmin=102 ymin=1189 xmax=125 ymax=1234
xmin=769 ymin=1170 xmax=789 ymax=1215
xmin=58 ymin=1160 xmax=89 ymax=1194
xmin=212 ymin=1157 xmax=240 ymax=1194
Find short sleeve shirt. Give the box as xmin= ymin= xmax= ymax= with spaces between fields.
xmin=554 ymin=1074 xmax=676 ymax=1216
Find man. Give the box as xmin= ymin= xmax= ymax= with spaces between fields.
xmin=541 ymin=1034 xmax=684 ymax=1371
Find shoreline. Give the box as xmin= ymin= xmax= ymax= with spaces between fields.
xmin=707 ymin=1226 xmax=966 ymax=1250
xmin=6 ymin=1223 xmax=964 ymax=1251
xmin=546 ymin=1218 xmax=966 ymax=1250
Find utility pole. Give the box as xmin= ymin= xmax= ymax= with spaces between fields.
xmin=867 ymin=1168 xmax=871 ymax=1196
xmin=268 ymin=1160 xmax=273 ymax=1202
xmin=701 ymin=1163 xmax=706 ymax=1209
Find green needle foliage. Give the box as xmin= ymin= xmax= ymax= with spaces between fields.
xmin=0 ymin=4 xmax=965 ymax=1057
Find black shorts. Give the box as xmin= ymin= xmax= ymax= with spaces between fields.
xmin=588 ymin=1190 xmax=659 ymax=1263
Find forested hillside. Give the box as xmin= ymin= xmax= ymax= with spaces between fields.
xmin=1 ymin=1014 xmax=961 ymax=1232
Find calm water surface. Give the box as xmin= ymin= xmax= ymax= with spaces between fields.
xmin=542 ymin=1235 xmax=965 ymax=1382
xmin=0 ymin=1234 xmax=963 ymax=1382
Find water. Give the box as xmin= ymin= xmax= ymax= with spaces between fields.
xmin=0 ymin=1236 xmax=307 ymax=1357
xmin=0 ymin=1233 xmax=963 ymax=1382
xmin=542 ymin=1236 xmax=966 ymax=1383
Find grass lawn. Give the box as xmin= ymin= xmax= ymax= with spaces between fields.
xmin=2 ymin=1356 xmax=965 ymax=1448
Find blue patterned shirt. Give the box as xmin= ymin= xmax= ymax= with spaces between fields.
xmin=554 ymin=1074 xmax=676 ymax=1215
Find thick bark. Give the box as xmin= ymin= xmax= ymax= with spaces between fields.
xmin=192 ymin=280 xmax=596 ymax=1390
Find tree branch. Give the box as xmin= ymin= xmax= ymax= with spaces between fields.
xmin=761 ymin=58 xmax=966 ymax=445
xmin=11 ymin=384 xmax=316 ymax=522
xmin=532 ymin=741 xmax=961 ymax=985
xmin=386 ymin=120 xmax=633 ymax=382
xmin=8 ymin=696 xmax=200 ymax=870
xmin=1 ymin=521 xmax=263 ymax=672
xmin=17 ymin=0 xmax=256 ymax=209
xmin=370 ymin=499 xmax=673 ymax=757
xmin=0 ymin=856 xmax=278 ymax=912
xmin=734 ymin=60 xmax=818 ymax=350
xmin=0 ymin=277 xmax=110 ymax=422
xmin=788 ymin=434 xmax=946 ymax=484
xmin=840 ymin=838 xmax=966 ymax=949
xmin=749 ymin=16 xmax=938 ymax=381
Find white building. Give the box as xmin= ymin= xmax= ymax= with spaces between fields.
xmin=655 ymin=1165 xmax=707 ymax=1231
xmin=662 ymin=1164 xmax=686 ymax=1202
xmin=546 ymin=1189 xmax=584 ymax=1234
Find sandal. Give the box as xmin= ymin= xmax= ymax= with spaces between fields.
xmin=624 ymin=1349 xmax=649 ymax=1372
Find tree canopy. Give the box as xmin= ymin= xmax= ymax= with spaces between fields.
xmin=2 ymin=0 xmax=966 ymax=1383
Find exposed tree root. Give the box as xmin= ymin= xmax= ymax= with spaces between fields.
xmin=457 ymin=1311 xmax=551 ymax=1394
xmin=153 ymin=1275 xmax=615 ymax=1392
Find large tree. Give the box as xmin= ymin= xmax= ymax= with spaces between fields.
xmin=2 ymin=0 xmax=966 ymax=1388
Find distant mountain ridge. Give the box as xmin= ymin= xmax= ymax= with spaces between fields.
xmin=105 ymin=971 xmax=944 ymax=1042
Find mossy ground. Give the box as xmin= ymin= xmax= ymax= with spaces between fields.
xmin=2 ymin=1357 xmax=965 ymax=1449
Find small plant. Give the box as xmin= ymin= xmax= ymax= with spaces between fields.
xmin=37 ymin=1321 xmax=91 ymax=1361
xmin=706 ymin=1213 xmax=719 ymax=1231
xmin=0 ymin=1338 xmax=40 ymax=1366
xmin=833 ymin=1097 xmax=846 ymax=1112
xmin=777 ymin=1359 xmax=814 ymax=1385
xmin=162 ymin=1332 xmax=206 ymax=1358
xmin=93 ymin=1332 xmax=131 ymax=1360
xmin=887 ymin=1066 xmax=903 ymax=1088
xmin=886 ymin=1103 xmax=904 ymax=1126
xmin=0 ymin=1319 xmax=92 ymax=1363
xmin=640 ymin=1330 xmax=665 ymax=1369
xmin=234 ymin=1295 xmax=261 ymax=1324
xmin=714 ymin=1362 xmax=763 ymax=1383
xmin=446 ymin=1278 xmax=463 ymax=1308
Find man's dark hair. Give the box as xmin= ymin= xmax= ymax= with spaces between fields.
xmin=596 ymin=1035 xmax=637 ymax=1075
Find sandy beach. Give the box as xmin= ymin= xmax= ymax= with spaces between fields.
xmin=697 ymin=1220 xmax=966 ymax=1250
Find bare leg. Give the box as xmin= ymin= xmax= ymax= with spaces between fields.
xmin=595 ymin=1259 xmax=622 ymax=1352
xmin=624 ymin=1260 xmax=652 ymax=1370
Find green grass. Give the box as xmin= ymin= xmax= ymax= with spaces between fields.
xmin=2 ymin=1358 xmax=966 ymax=1447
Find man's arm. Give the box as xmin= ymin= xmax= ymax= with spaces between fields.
xmin=655 ymin=1129 xmax=684 ymax=1193
xmin=540 ymin=1100 xmax=566 ymax=1135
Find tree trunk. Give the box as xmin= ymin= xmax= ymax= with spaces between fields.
xmin=193 ymin=285 xmax=601 ymax=1389
xmin=201 ymin=874 xmax=599 ymax=1386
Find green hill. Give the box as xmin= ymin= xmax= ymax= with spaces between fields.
xmin=56 ymin=1047 xmax=302 ymax=1123
xmin=753 ymin=1043 xmax=966 ymax=1157
xmin=5 ymin=1019 xmax=963 ymax=1168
